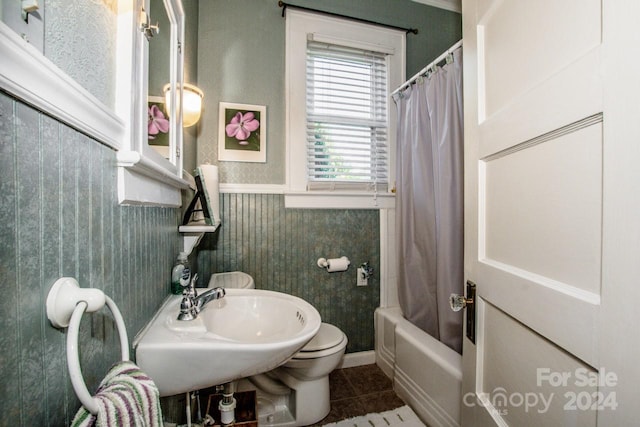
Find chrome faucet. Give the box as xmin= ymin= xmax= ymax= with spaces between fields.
xmin=177 ymin=273 xmax=226 ymax=321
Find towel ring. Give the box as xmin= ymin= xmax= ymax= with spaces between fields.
xmin=47 ymin=278 xmax=130 ymax=415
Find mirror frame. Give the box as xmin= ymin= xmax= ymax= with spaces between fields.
xmin=116 ymin=0 xmax=189 ymax=206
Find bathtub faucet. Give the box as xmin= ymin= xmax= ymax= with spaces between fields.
xmin=177 ymin=273 xmax=226 ymax=321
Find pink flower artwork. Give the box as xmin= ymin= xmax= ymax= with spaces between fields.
xmin=219 ymin=103 xmax=265 ymax=160
xmin=225 ymin=112 xmax=260 ymax=142
xmin=148 ymin=104 xmax=169 ymax=140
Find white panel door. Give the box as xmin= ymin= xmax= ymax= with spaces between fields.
xmin=462 ymin=0 xmax=640 ymax=425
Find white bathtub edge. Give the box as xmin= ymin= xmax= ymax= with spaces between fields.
xmin=375 ymin=306 xmax=462 ymax=427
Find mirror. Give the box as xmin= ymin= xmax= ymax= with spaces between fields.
xmin=114 ymin=0 xmax=188 ymax=205
xmin=143 ymin=0 xmax=184 ymax=171
xmin=147 ymin=0 xmax=172 ymax=159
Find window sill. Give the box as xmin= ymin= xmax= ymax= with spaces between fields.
xmin=284 ymin=191 xmax=395 ymax=209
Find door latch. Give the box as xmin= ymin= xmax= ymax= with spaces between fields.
xmin=139 ymin=8 xmax=159 ymax=40
xmin=450 ymin=280 xmax=476 ymax=343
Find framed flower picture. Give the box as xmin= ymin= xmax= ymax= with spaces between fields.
xmin=147 ymin=96 xmax=170 ymax=144
xmin=146 ymin=96 xmax=172 ymax=159
xmin=218 ymin=102 xmax=267 ymax=163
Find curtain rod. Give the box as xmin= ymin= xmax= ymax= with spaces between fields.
xmin=278 ymin=1 xmax=419 ymax=35
xmin=391 ymin=39 xmax=462 ymax=96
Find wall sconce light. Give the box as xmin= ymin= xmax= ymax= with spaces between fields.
xmin=163 ymin=83 xmax=204 ymax=127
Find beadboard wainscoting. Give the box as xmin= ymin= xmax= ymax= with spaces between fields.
xmin=0 ymin=92 xmax=182 ymax=425
xmin=196 ymin=193 xmax=381 ymax=353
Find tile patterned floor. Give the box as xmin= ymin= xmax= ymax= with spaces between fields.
xmin=310 ymin=364 xmax=406 ymax=426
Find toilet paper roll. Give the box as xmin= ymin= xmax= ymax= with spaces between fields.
xmin=326 ymin=256 xmax=350 ymax=273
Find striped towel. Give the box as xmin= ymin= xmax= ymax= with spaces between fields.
xmin=71 ymin=361 xmax=163 ymax=427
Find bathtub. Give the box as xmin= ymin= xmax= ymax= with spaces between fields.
xmin=375 ymin=307 xmax=462 ymax=427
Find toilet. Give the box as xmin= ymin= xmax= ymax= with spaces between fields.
xmin=270 ymin=322 xmax=348 ymax=425
xmin=208 ymin=271 xmax=254 ymax=289
xmin=208 ymin=272 xmax=348 ymax=426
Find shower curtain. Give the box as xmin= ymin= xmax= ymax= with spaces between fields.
xmin=393 ymin=48 xmax=464 ymax=353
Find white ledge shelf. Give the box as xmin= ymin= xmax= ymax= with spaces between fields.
xmin=179 ymin=221 xmax=221 ymax=255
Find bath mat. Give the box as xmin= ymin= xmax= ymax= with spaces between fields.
xmin=322 ymin=405 xmax=425 ymax=427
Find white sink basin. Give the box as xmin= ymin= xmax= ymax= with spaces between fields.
xmin=134 ymin=288 xmax=321 ymax=397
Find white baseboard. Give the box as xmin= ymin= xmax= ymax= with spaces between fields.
xmin=338 ymin=350 xmax=376 ymax=369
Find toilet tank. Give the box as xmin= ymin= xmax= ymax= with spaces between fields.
xmin=207 ymin=271 xmax=255 ymax=289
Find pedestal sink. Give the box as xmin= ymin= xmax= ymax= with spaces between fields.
xmin=134 ymin=288 xmax=321 ymax=397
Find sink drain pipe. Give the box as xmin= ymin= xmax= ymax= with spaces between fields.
xmin=219 ymin=382 xmax=236 ymax=425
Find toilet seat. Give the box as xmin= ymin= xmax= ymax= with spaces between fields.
xmin=292 ymin=323 xmax=347 ymax=360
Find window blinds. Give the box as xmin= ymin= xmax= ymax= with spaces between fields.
xmin=306 ymin=40 xmax=389 ymax=191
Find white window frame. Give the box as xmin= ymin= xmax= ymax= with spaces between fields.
xmin=284 ymin=9 xmax=405 ymax=209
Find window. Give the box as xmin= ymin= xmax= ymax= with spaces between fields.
xmin=285 ymin=9 xmax=405 ymax=208
xmin=306 ymin=40 xmax=388 ymax=191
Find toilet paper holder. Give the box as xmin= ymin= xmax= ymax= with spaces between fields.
xmin=317 ymin=256 xmax=350 ymax=272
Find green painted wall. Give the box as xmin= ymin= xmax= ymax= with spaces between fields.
xmin=196 ymin=0 xmax=461 ymax=183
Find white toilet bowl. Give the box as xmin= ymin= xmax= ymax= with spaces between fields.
xmin=249 ymin=322 xmax=348 ymax=426
xmin=277 ymin=322 xmax=348 ymax=426
xmin=210 ymin=272 xmax=347 ymax=426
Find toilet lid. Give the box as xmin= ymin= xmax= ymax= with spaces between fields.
xmin=208 ymin=271 xmax=254 ymax=289
xmin=299 ymin=323 xmax=345 ymax=353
